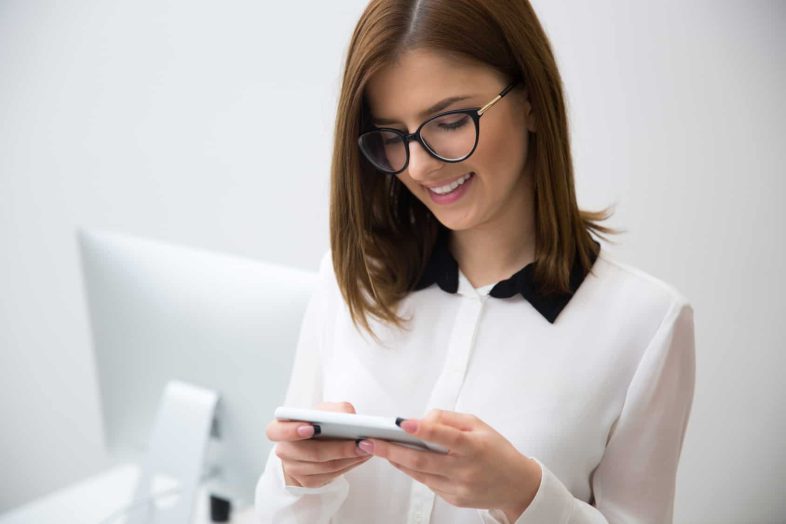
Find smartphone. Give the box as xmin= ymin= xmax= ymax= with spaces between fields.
xmin=274 ymin=406 xmax=449 ymax=454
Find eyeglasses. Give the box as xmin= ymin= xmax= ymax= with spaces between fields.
xmin=358 ymin=79 xmax=520 ymax=175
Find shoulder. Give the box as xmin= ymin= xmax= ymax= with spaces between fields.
xmin=315 ymin=248 xmax=342 ymax=304
xmin=594 ymin=250 xmax=690 ymax=305
xmin=318 ymin=248 xmax=333 ymax=276
xmin=589 ymin=250 xmax=693 ymax=334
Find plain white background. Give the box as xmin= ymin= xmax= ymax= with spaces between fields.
xmin=1 ymin=1 xmax=784 ymax=522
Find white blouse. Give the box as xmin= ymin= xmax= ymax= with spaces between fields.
xmin=254 ymin=239 xmax=695 ymax=523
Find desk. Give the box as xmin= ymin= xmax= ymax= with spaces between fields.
xmin=0 ymin=463 xmax=256 ymax=524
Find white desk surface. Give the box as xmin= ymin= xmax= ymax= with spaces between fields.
xmin=0 ymin=463 xmax=256 ymax=524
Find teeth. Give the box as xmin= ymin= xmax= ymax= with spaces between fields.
xmin=429 ymin=173 xmax=473 ymax=195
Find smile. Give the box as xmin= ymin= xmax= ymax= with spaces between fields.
xmin=425 ymin=172 xmax=474 ymax=195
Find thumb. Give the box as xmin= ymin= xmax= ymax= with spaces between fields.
xmin=314 ymin=400 xmax=356 ymax=414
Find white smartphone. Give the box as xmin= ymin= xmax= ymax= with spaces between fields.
xmin=274 ymin=406 xmax=449 ymax=454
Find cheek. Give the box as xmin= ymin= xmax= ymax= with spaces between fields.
xmin=396 ymin=174 xmax=419 ymax=196
xmin=473 ymin=123 xmax=528 ymax=186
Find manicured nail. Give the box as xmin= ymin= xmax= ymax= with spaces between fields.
xmin=358 ymin=440 xmax=374 ymax=454
xmin=395 ymin=417 xmax=405 ymax=427
xmin=297 ymin=424 xmax=315 ymax=437
xmin=401 ymin=420 xmax=418 ymax=433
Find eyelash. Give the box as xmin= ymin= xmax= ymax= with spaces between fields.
xmin=438 ymin=116 xmax=469 ymax=131
xmin=374 ymin=110 xmax=474 ymax=133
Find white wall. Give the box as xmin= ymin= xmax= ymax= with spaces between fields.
xmin=1 ymin=1 xmax=783 ymax=522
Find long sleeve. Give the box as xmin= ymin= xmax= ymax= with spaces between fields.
xmin=479 ymin=299 xmax=696 ymax=524
xmin=254 ymin=250 xmax=351 ymax=523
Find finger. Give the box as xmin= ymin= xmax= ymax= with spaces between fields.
xmin=314 ymin=400 xmax=356 ymax=414
xmin=363 ymin=438 xmax=451 ymax=476
xmin=266 ymin=420 xmax=321 ymax=442
xmin=285 ymin=454 xmax=372 ymax=477
xmin=276 ymin=438 xmax=370 ymax=462
xmin=423 ymin=408 xmax=480 ymax=431
xmin=398 ymin=417 xmax=468 ymax=453
xmin=295 ymin=455 xmax=372 ymax=488
xmin=389 ymin=460 xmax=454 ymax=493
xmin=266 ymin=400 xmax=356 ymax=442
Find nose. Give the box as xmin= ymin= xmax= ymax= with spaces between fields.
xmin=405 ymin=139 xmax=443 ymax=182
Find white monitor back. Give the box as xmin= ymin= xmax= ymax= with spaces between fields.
xmin=77 ymin=228 xmax=317 ymax=508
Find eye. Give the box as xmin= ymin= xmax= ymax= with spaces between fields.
xmin=430 ymin=113 xmax=470 ymax=132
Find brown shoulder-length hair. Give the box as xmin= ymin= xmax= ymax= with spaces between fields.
xmin=330 ymin=0 xmax=622 ymax=344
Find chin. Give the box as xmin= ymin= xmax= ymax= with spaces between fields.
xmin=431 ymin=212 xmax=476 ymax=232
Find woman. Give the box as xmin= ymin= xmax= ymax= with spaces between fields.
xmin=256 ymin=1 xmax=695 ymax=522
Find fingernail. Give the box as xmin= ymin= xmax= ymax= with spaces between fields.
xmin=358 ymin=440 xmax=374 ymax=454
xmin=297 ymin=425 xmax=315 ymax=437
xmin=395 ymin=417 xmax=405 ymax=427
xmin=401 ymin=420 xmax=418 ymax=433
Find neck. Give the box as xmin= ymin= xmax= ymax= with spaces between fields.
xmin=448 ymin=170 xmax=536 ymax=289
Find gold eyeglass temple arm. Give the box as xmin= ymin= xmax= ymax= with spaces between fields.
xmin=477 ymin=80 xmax=519 ymax=116
xmin=477 ymin=95 xmax=503 ymax=116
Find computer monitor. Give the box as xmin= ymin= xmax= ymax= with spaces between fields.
xmin=77 ymin=228 xmax=317 ymax=517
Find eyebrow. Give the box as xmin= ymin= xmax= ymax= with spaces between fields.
xmin=371 ymin=95 xmax=475 ymax=126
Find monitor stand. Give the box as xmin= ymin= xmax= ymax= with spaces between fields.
xmin=125 ymin=380 xmax=219 ymax=524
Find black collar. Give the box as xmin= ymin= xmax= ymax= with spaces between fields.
xmin=413 ymin=228 xmax=601 ymax=324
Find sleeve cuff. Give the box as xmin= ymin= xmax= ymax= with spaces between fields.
xmin=476 ymin=457 xmax=575 ymax=524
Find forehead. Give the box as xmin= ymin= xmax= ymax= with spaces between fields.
xmin=365 ymin=48 xmax=502 ymax=121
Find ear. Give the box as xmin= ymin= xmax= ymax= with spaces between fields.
xmin=522 ymin=88 xmax=537 ymax=133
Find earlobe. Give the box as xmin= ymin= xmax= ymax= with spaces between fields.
xmin=525 ymin=107 xmax=536 ymax=133
xmin=521 ymin=89 xmax=536 ymax=133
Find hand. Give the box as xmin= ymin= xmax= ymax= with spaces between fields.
xmin=358 ymin=409 xmax=542 ymax=521
xmin=265 ymin=401 xmax=373 ymax=488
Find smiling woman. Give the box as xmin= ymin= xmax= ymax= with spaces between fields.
xmin=330 ymin=5 xmax=619 ymax=340
xmin=255 ymin=1 xmax=695 ymax=523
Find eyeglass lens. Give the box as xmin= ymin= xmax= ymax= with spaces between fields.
xmin=359 ymin=112 xmax=477 ymax=173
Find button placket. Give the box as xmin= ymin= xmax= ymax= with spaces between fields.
xmin=428 ymin=296 xmax=484 ymax=410
xmin=405 ymin=294 xmax=486 ymax=523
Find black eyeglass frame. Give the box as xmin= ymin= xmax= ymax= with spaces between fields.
xmin=358 ymin=79 xmax=521 ymax=175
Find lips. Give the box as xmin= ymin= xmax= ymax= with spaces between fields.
xmin=422 ymin=172 xmax=475 ymax=191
